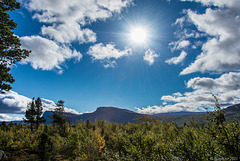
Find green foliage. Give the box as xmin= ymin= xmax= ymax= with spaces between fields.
xmin=0 ymin=0 xmax=30 ymax=91
xmin=35 ymin=97 xmax=45 ymax=130
xmin=24 ymin=98 xmax=36 ymax=131
xmin=49 ymin=100 xmax=67 ymax=136
xmin=37 ymin=130 xmax=53 ymax=161
xmin=1 ymin=98 xmax=239 ymax=160
xmin=204 ymin=94 xmax=240 ymax=160
xmin=0 ymin=64 xmax=14 ymax=91
xmin=24 ymin=97 xmax=45 ymax=131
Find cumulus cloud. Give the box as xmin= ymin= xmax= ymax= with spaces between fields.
xmin=41 ymin=24 xmax=97 ymax=44
xmin=143 ymin=49 xmax=159 ymax=66
xmin=187 ymin=72 xmax=240 ymax=92
xmin=88 ymin=43 xmax=132 ymax=68
xmin=24 ymin=0 xmax=132 ymax=44
xmin=165 ymin=51 xmax=187 ymax=65
xmin=0 ymin=91 xmax=31 ymax=114
xmin=177 ymin=0 xmax=240 ymax=75
xmin=137 ymin=0 xmax=240 ymax=114
xmin=20 ymin=36 xmax=82 ymax=73
xmin=0 ymin=91 xmax=80 ymax=115
xmin=137 ymin=72 xmax=240 ymax=114
xmin=18 ymin=0 xmax=132 ymax=72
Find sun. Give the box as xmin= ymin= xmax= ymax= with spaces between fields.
xmin=130 ymin=27 xmax=147 ymax=44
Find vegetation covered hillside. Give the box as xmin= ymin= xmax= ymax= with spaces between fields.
xmin=0 ymin=103 xmax=239 ymax=161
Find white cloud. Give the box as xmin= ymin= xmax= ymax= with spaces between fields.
xmin=177 ymin=1 xmax=240 ymax=75
xmin=0 ymin=114 xmax=23 ymax=122
xmin=137 ymin=72 xmax=240 ymax=114
xmin=97 ymin=0 xmax=132 ymax=12
xmin=169 ymin=40 xmax=190 ymax=51
xmin=20 ymin=36 xmax=82 ymax=73
xmin=0 ymin=91 xmax=31 ymax=114
xmin=41 ymin=24 xmax=97 ymax=44
xmin=181 ymin=0 xmax=240 ymax=9
xmin=19 ymin=0 xmax=133 ymax=71
xmin=0 ymin=114 xmax=12 ymax=121
xmin=24 ymin=0 xmax=132 ymax=44
xmin=143 ymin=49 xmax=159 ymax=66
xmin=187 ymin=72 xmax=240 ymax=92
xmin=166 ymin=51 xmax=188 ymax=65
xmin=138 ymin=0 xmax=240 ymax=114
xmin=88 ymin=43 xmax=132 ymax=67
xmin=0 ymin=91 xmax=80 ymax=115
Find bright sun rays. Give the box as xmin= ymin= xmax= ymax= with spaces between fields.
xmin=130 ymin=27 xmax=147 ymax=44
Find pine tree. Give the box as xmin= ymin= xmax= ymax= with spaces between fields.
xmin=0 ymin=0 xmax=30 ymax=91
xmin=24 ymin=98 xmax=35 ymax=131
xmin=24 ymin=97 xmax=46 ymax=131
xmin=50 ymin=100 xmax=66 ymax=136
xmin=35 ymin=97 xmax=46 ymax=130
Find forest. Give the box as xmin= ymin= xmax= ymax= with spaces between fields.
xmin=0 ymin=99 xmax=239 ymax=161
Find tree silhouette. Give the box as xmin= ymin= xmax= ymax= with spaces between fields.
xmin=0 ymin=0 xmax=30 ymax=92
xmin=24 ymin=98 xmax=35 ymax=131
xmin=50 ymin=100 xmax=66 ymax=136
xmin=24 ymin=97 xmax=45 ymax=131
xmin=35 ymin=97 xmax=46 ymax=130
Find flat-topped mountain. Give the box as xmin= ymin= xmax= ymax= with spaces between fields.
xmin=42 ymin=104 xmax=240 ymax=125
xmin=43 ymin=106 xmax=148 ymax=125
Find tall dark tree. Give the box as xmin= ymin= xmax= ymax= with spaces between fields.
xmin=0 ymin=0 xmax=30 ymax=92
xmin=35 ymin=97 xmax=46 ymax=130
xmin=24 ymin=98 xmax=35 ymax=131
xmin=50 ymin=100 xmax=66 ymax=136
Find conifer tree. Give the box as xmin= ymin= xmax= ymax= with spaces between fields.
xmin=50 ymin=100 xmax=66 ymax=136
xmin=24 ymin=97 xmax=45 ymax=131
xmin=35 ymin=97 xmax=46 ymax=130
xmin=0 ymin=0 xmax=30 ymax=91
xmin=24 ymin=98 xmax=35 ymax=131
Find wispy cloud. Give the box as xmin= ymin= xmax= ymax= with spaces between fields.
xmin=169 ymin=40 xmax=190 ymax=51
xmin=143 ymin=49 xmax=159 ymax=66
xmin=165 ymin=51 xmax=187 ymax=65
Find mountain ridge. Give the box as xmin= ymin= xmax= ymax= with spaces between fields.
xmin=2 ymin=105 xmax=240 ymax=126
xmin=43 ymin=106 xmax=148 ymax=124
xmin=43 ymin=105 xmax=240 ymax=125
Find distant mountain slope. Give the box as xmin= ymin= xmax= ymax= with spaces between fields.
xmin=225 ymin=104 xmax=240 ymax=121
xmin=225 ymin=104 xmax=240 ymax=112
xmin=74 ymin=107 xmax=147 ymax=123
xmin=41 ymin=104 xmax=240 ymax=126
xmin=43 ymin=107 xmax=148 ymax=125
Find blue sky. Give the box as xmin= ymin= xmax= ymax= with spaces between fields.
xmin=1 ymin=0 xmax=240 ymax=121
